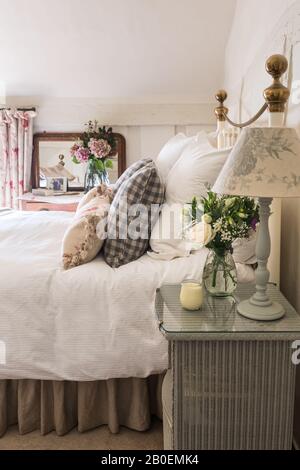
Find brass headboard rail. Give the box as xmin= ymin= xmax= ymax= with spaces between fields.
xmin=215 ymin=54 xmax=290 ymax=129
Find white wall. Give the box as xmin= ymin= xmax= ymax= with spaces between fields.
xmin=1 ymin=0 xmax=237 ymax=164
xmin=1 ymin=0 xmax=236 ymax=102
xmin=224 ymin=0 xmax=296 ymax=90
xmin=224 ymin=0 xmax=300 ymax=449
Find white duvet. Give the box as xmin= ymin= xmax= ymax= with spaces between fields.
xmin=0 ymin=210 xmax=254 ymax=381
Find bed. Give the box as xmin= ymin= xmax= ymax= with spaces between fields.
xmin=0 ymin=208 xmax=254 ymax=436
xmin=1 ymin=54 xmax=287 ymax=438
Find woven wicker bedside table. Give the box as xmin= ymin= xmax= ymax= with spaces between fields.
xmin=155 ymin=284 xmax=300 ymax=450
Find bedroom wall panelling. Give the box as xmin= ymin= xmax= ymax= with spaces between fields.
xmin=6 ymin=98 xmax=215 ymax=167
xmin=119 ymin=124 xmax=214 ymax=166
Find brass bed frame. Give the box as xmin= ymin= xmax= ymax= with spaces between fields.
xmin=213 ymin=54 xmax=290 ymax=286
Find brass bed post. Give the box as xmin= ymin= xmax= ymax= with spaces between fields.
xmin=264 ymin=54 xmax=290 ymax=113
xmin=214 ymin=89 xmax=228 ymax=125
xmin=214 ymin=89 xmax=231 ymax=148
xmin=214 ymin=54 xmax=290 ymax=129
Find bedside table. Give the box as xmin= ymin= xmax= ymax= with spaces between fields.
xmin=156 ymin=284 xmax=300 ymax=450
xmin=19 ymin=192 xmax=83 ymax=212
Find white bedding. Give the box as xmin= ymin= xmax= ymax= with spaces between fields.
xmin=0 ymin=210 xmax=254 ymax=381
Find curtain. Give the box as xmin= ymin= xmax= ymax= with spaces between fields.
xmin=0 ymin=109 xmax=36 ymax=209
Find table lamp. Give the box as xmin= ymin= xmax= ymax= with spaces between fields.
xmin=213 ymin=127 xmax=300 ymax=321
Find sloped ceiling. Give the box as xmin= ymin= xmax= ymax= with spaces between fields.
xmin=1 ymin=0 xmax=236 ymax=103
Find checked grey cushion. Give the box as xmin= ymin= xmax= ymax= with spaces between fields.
xmin=104 ymin=161 xmax=165 ymax=268
xmin=112 ymin=157 xmax=153 ymax=197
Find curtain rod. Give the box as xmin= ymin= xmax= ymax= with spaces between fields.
xmin=0 ymin=107 xmax=36 ymax=112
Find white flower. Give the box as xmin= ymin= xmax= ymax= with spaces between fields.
xmin=213 ymin=218 xmax=223 ymax=233
xmin=203 ymin=222 xmax=215 ymax=245
xmin=225 ymin=197 xmax=236 ymax=208
xmin=185 ymin=221 xmax=215 ymax=247
xmin=202 ymin=214 xmax=212 ymax=224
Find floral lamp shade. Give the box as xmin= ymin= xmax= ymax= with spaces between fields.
xmin=213 ymin=128 xmax=300 ymax=198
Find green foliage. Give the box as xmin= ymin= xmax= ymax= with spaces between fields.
xmin=105 ymin=159 xmax=113 ymax=169
xmin=201 ymin=190 xmax=259 ymax=255
xmin=191 ymin=196 xmax=198 ymax=222
xmin=94 ymin=159 xmax=105 ymax=172
xmin=72 ymin=156 xmax=80 ymax=164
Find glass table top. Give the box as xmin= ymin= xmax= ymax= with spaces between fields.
xmin=156 ymin=284 xmax=300 ymax=337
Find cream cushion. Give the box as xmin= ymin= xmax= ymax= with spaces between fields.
xmin=62 ymin=185 xmax=112 ymax=269
xmin=76 ymin=185 xmax=106 ymax=213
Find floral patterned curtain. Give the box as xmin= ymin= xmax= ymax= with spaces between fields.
xmin=0 ymin=109 xmax=36 ymax=209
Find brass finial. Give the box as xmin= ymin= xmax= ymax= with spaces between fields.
xmin=59 ymin=154 xmax=65 ymax=166
xmin=215 ymin=89 xmax=228 ymax=121
xmin=264 ymin=54 xmax=290 ymax=112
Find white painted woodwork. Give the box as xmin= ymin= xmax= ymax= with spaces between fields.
xmin=6 ymin=97 xmax=216 ymax=130
xmin=269 ymin=112 xmax=285 ymax=127
xmin=140 ymin=126 xmax=175 ymax=160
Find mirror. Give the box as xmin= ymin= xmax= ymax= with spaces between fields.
xmin=31 ymin=132 xmax=126 ymax=190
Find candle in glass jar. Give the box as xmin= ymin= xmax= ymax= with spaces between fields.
xmin=180 ymin=281 xmax=203 ymax=311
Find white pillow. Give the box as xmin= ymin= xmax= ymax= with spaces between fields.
xmin=148 ymin=201 xmax=190 ymax=261
xmin=232 ymin=230 xmax=257 ymax=265
xmin=166 ymin=140 xmax=230 ymax=203
xmin=207 ymin=131 xmax=218 ymax=148
xmin=149 ymin=141 xmax=231 ymax=260
xmin=155 ymin=132 xmax=207 ymax=184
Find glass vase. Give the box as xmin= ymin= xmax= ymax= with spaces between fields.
xmin=84 ymin=160 xmax=110 ymax=193
xmin=203 ymin=249 xmax=237 ymax=297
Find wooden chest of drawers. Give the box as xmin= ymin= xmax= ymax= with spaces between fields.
xmin=19 ymin=193 xmax=83 ymax=212
xmin=21 ymin=200 xmax=78 ymax=212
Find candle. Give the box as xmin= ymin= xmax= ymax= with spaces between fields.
xmin=180 ymin=281 xmax=203 ymax=311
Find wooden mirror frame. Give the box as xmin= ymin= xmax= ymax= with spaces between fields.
xmin=31 ymin=132 xmax=126 ymax=189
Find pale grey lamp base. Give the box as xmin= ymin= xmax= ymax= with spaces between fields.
xmin=238 ymin=197 xmax=286 ymax=322
xmin=238 ymin=299 xmax=285 ymax=321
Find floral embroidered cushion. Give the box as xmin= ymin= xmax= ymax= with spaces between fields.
xmin=76 ymin=184 xmax=108 ymax=213
xmin=62 ymin=185 xmax=112 ymax=269
xmin=103 ymin=161 xmax=165 ymax=268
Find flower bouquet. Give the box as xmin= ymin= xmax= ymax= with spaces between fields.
xmin=200 ymin=191 xmax=259 ymax=296
xmin=70 ymin=121 xmax=116 ymax=192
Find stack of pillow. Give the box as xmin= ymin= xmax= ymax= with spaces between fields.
xmin=62 ymin=158 xmax=165 ymax=269
xmin=149 ymin=131 xmax=231 ymax=260
xmin=150 ymin=131 xmax=256 ymax=264
xmin=62 ymin=130 xmax=256 ymax=270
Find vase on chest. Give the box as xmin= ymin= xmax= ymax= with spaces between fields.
xmin=84 ymin=159 xmax=110 ymax=193
xmin=203 ymin=248 xmax=237 ymax=297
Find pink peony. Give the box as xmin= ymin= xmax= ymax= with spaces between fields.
xmin=75 ymin=147 xmax=90 ymax=162
xmin=71 ymin=142 xmax=91 ymax=162
xmin=88 ymin=138 xmax=111 ymax=159
xmin=70 ymin=142 xmax=81 ymax=157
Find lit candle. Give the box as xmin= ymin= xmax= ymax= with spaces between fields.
xmin=180 ymin=281 xmax=203 ymax=311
